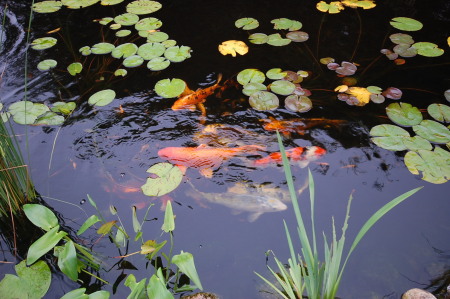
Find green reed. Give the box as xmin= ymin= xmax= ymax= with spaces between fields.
xmin=256 ymin=131 xmax=423 ymax=299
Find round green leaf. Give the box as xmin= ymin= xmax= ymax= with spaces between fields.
xmin=88 ymin=89 xmax=116 ymax=106
xmin=445 ymin=89 xmax=450 ymax=102
xmin=79 ymin=46 xmax=91 ymax=55
xmin=267 ymin=33 xmax=291 ymax=46
xmin=249 ymin=91 xmax=279 ymax=111
xmin=37 ymin=59 xmax=57 ymax=71
xmin=271 ymin=18 xmax=302 ymax=31
xmin=389 ymin=33 xmax=414 ymax=45
xmin=386 ymin=102 xmax=423 ymax=126
xmin=370 ymin=124 xmax=410 ymax=137
xmin=126 ymin=0 xmax=162 ymax=15
xmin=61 ymin=0 xmax=99 ymax=8
xmin=135 ymin=17 xmax=162 ymax=31
xmin=266 ymin=68 xmax=287 ymax=80
xmin=101 ymin=0 xmax=124 ymax=4
xmin=404 ymin=148 xmax=450 ymax=184
xmin=147 ymin=31 xmax=169 ymax=42
xmin=270 ymin=80 xmax=296 ymax=95
xmin=141 ymin=162 xmax=183 ymax=197
xmin=31 ymin=37 xmax=57 ymax=50
xmin=154 ymin=78 xmax=186 ymax=98
xmin=114 ymin=68 xmax=127 ymax=76
xmin=91 ymin=42 xmax=115 ymax=54
xmin=98 ymin=17 xmax=113 ymax=25
xmin=116 ymin=29 xmax=131 ymax=37
xmin=67 ymin=62 xmax=82 ymax=75
xmin=237 ymin=69 xmax=265 ymax=85
xmin=413 ymin=120 xmax=450 ymax=144
xmin=428 ymin=104 xmax=450 ymax=123
xmin=285 ymin=95 xmax=312 ymax=112
xmin=35 ymin=112 xmax=65 ymax=125
xmin=114 ymin=13 xmax=139 ymax=26
xmin=367 ymin=86 xmax=382 ymax=94
xmin=242 ymin=82 xmax=267 ymax=96
xmin=123 ymin=55 xmax=144 ymax=67
xmin=162 ymin=39 xmax=177 ymax=47
xmin=412 ymin=42 xmax=444 ymax=57
xmin=110 ymin=23 xmax=121 ymax=30
xmin=147 ymin=57 xmax=170 ymax=70
xmin=393 ymin=43 xmax=417 ymax=57
xmin=390 ymin=17 xmax=423 ymax=31
xmin=403 ymin=136 xmax=433 ymax=151
xmin=51 ymin=101 xmax=76 ymax=115
xmin=235 ymin=17 xmax=259 ymax=30
xmin=33 ymin=1 xmax=62 ymax=13
xmin=286 ymin=31 xmax=309 ymax=42
xmin=248 ymin=33 xmax=268 ymax=44
xmin=138 ymin=42 xmax=165 ymax=60
xmin=112 ymin=43 xmax=138 ymax=58
xmin=8 ymin=101 xmax=49 ymax=125
xmin=164 ymin=46 xmax=191 ymax=62
xmin=370 ymin=124 xmax=411 ymax=151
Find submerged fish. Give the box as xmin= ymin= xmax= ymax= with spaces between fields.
xmin=158 ymin=144 xmax=265 ymax=178
xmin=260 ymin=116 xmax=347 ymax=137
xmin=172 ymin=74 xmax=223 ymax=116
xmin=186 ymin=182 xmax=288 ymax=222
xmin=193 ymin=123 xmax=263 ymax=147
xmin=253 ymin=146 xmax=326 ymax=168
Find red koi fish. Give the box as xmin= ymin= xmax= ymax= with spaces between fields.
xmin=260 ymin=117 xmax=347 ymax=137
xmin=253 ymin=146 xmax=326 ymax=168
xmin=158 ymin=144 xmax=264 ymax=178
xmin=172 ymin=74 xmax=223 ymax=116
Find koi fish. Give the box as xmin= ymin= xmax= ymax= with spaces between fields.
xmin=253 ymin=146 xmax=326 ymax=168
xmin=260 ymin=117 xmax=347 ymax=137
xmin=172 ymin=73 xmax=223 ymax=116
xmin=158 ymin=144 xmax=265 ymax=178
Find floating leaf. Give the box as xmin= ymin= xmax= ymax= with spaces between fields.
xmin=393 ymin=43 xmax=418 ymax=57
xmin=237 ymin=69 xmax=265 ymax=85
xmin=267 ymin=33 xmax=291 ymax=46
xmin=285 ymin=95 xmax=312 ymax=113
xmin=271 ymin=18 xmax=302 ymax=31
xmin=123 ymin=55 xmax=144 ymax=67
xmin=135 ymin=17 xmax=162 ymax=31
xmin=162 ymin=39 xmax=176 ymax=47
xmin=137 ymin=42 xmax=165 ymax=60
xmin=154 ymin=78 xmax=186 ymax=98
xmin=97 ymin=220 xmax=117 ymax=235
xmin=386 ymin=102 xmax=423 ymax=126
xmin=8 ymin=101 xmax=50 ymax=125
xmin=141 ymin=162 xmax=183 ymax=197
xmin=242 ymin=83 xmax=267 ymax=96
xmin=266 ymin=68 xmax=287 ymax=80
xmin=61 ymin=288 xmax=109 ymax=299
xmin=57 ymin=241 xmax=78 ymax=281
xmin=67 ymin=62 xmax=82 ymax=75
xmin=114 ymin=68 xmax=128 ymax=76
xmin=235 ymin=18 xmax=259 ymax=30
xmin=37 ymin=59 xmax=57 ymax=71
xmin=61 ymin=0 xmax=99 ymax=9
xmin=370 ymin=124 xmax=410 ymax=151
xmin=403 ymin=136 xmax=433 ymax=151
xmin=346 ymin=87 xmax=371 ymax=106
xmin=390 ymin=17 xmax=423 ymax=31
xmin=370 ymin=94 xmax=385 ymax=104
xmin=91 ymin=42 xmax=115 ymax=54
xmin=147 ymin=31 xmax=169 ymax=42
xmin=320 ymin=57 xmax=335 ymax=64
xmin=286 ymin=31 xmax=309 ymax=42
xmin=412 ymin=42 xmax=444 ymax=57
xmin=445 ymin=89 xmax=450 ymax=102
xmin=428 ymin=104 xmax=450 ymax=123
xmin=367 ymin=86 xmax=382 ymax=94
xmin=269 ymin=80 xmax=296 ymax=95
xmin=164 ymin=46 xmax=191 ymax=62
xmin=341 ymin=0 xmax=376 ymax=9
xmin=413 ymin=120 xmax=450 ymax=144
xmin=249 ymin=91 xmax=279 ymax=111
xmin=23 ymin=204 xmax=58 ymax=231
xmin=110 ymin=23 xmax=121 ymax=30
xmin=116 ymin=29 xmax=131 ymax=37
xmin=79 ymin=46 xmax=91 ymax=55
xmin=114 ymin=12 xmax=139 ymax=26
xmin=112 ymin=43 xmax=138 ymax=58
xmin=147 ymin=57 xmax=170 ymax=70
xmin=389 ymin=33 xmax=414 ymax=45
xmin=316 ymin=1 xmax=345 ymax=14
xmin=101 ymin=0 xmax=125 ymax=4
xmin=27 ymin=226 xmax=67 ymax=265
xmin=126 ymin=0 xmax=162 ymax=15
xmin=218 ymin=40 xmax=248 ymax=57
xmin=382 ymin=87 xmax=402 ymax=99
xmin=335 ymin=61 xmax=357 ymax=76
xmin=88 ymin=89 xmax=116 ymax=106
xmin=33 ymin=1 xmax=63 ymax=13
xmin=248 ymin=33 xmax=268 ymax=44
xmin=51 ymin=101 xmax=76 ymax=115
xmin=31 ymin=37 xmax=57 ymax=50
xmin=97 ymin=17 xmax=113 ymax=25
xmin=404 ymin=148 xmax=450 ymax=184
xmin=35 ymin=112 xmax=65 ymax=125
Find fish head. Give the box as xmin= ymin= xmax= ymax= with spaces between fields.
xmin=157 ymin=147 xmax=174 ymax=159
xmin=261 ymin=198 xmax=288 ymax=212
xmin=309 ymin=146 xmax=326 ymax=157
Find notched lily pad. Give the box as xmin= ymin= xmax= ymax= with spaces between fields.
xmin=269 ymin=80 xmax=296 ymax=95
xmin=267 ymin=33 xmax=291 ymax=46
xmin=266 ymin=68 xmax=287 ymax=80
xmin=135 ymin=17 xmax=162 ymax=31
xmin=126 ymin=0 xmax=162 ymax=15
xmin=154 ymin=78 xmax=186 ymax=98
xmin=35 ymin=112 xmax=65 ymax=125
xmin=138 ymin=42 xmax=165 ymax=60
xmin=31 ymin=37 xmax=57 ymax=50
xmin=164 ymin=46 xmax=191 ymax=62
xmin=413 ymin=120 xmax=450 ymax=144
xmin=37 ymin=59 xmax=57 ymax=71
xmin=389 ymin=33 xmax=414 ymax=45
xmin=242 ymin=82 xmax=267 ymax=96
xmin=33 ymin=1 xmax=63 ymax=13
xmin=316 ymin=1 xmax=344 ymax=14
xmin=412 ymin=42 xmax=444 ymax=57
xmin=428 ymin=104 xmax=450 ymax=123
xmin=404 ymin=148 xmax=450 ymax=184
xmin=237 ymin=69 xmax=265 ymax=85
xmin=271 ymin=18 xmax=302 ymax=31
xmin=147 ymin=57 xmax=170 ymax=71
xmin=286 ymin=31 xmax=309 ymax=42
xmin=62 ymin=0 xmax=99 ymax=9
xmin=114 ymin=69 xmax=127 ymax=76
xmin=123 ymin=55 xmax=144 ymax=67
xmin=386 ymin=102 xmax=423 ymax=126
xmin=91 ymin=42 xmax=115 ymax=54
xmin=285 ymin=95 xmax=312 ymax=113
xmin=218 ymin=40 xmax=248 ymax=57
xmin=51 ymin=101 xmax=76 ymax=115
xmin=112 ymin=43 xmax=138 ymax=58
xmin=147 ymin=31 xmax=169 ymax=42
xmin=141 ymin=162 xmax=183 ymax=197
xmin=79 ymin=46 xmax=91 ymax=55
xmin=390 ymin=17 xmax=423 ymax=31
xmin=370 ymin=124 xmax=410 ymax=151
xmin=249 ymin=91 xmax=279 ymax=111
xmin=88 ymin=89 xmax=116 ymax=106
xmin=248 ymin=33 xmax=268 ymax=44
xmin=116 ymin=29 xmax=131 ymax=37
xmin=67 ymin=62 xmax=82 ymax=75
xmin=114 ymin=13 xmax=139 ymax=26
xmin=235 ymin=18 xmax=259 ymax=30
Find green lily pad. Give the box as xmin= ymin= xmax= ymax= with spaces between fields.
xmin=370 ymin=124 xmax=410 ymax=151
xmin=31 ymin=37 xmax=57 ymax=50
xmin=386 ymin=102 xmax=423 ymax=127
xmin=61 ymin=0 xmax=99 ymax=8
xmin=35 ymin=112 xmax=65 ymax=125
xmin=147 ymin=57 xmax=170 ymax=71
xmin=110 ymin=23 xmax=121 ymax=30
xmin=390 ymin=17 xmax=423 ymax=31
xmin=271 ymin=18 xmax=302 ymax=31
xmin=404 ymin=147 xmax=450 ymax=184
xmin=112 ymin=43 xmax=138 ymax=58
xmin=445 ymin=89 xmax=450 ymax=102
xmin=114 ymin=13 xmax=139 ymax=26
xmin=249 ymin=91 xmax=279 ymax=111
xmin=413 ymin=120 xmax=450 ymax=144
xmin=285 ymin=95 xmax=312 ymax=113
xmin=164 ymin=46 xmax=191 ymax=62
xmin=147 ymin=31 xmax=169 ymax=42
xmin=141 ymin=162 xmax=183 ymax=197
xmin=393 ymin=43 xmax=418 ymax=57
xmin=123 ymin=55 xmax=144 ymax=67
xmin=79 ymin=46 xmax=91 ymax=55
xmin=367 ymin=86 xmax=382 ymax=94
xmin=126 ymin=0 xmax=162 ymax=15
xmin=101 ymin=0 xmax=124 ymax=4
xmin=242 ymin=82 xmax=267 ymax=96
xmin=162 ymin=39 xmax=176 ymax=48
xmin=286 ymin=31 xmax=309 ymax=42
xmin=33 ymin=1 xmax=62 ymax=13
xmin=138 ymin=42 xmax=165 ymax=60
xmin=67 ymin=62 xmax=82 ymax=75
xmin=97 ymin=17 xmax=113 ymax=25
xmin=154 ymin=78 xmax=186 ymax=98
xmin=248 ymin=33 xmax=268 ymax=44
xmin=389 ymin=33 xmax=414 ymax=45
xmin=91 ymin=42 xmax=115 ymax=54
xmin=412 ymin=42 xmax=444 ymax=57
xmin=116 ymin=29 xmax=131 ymax=37
xmin=88 ymin=89 xmax=116 ymax=106
xmin=267 ymin=33 xmax=291 ymax=46
xmin=269 ymin=80 xmax=296 ymax=95
xmin=237 ymin=69 xmax=265 ymax=85
xmin=370 ymin=94 xmax=385 ymax=104
xmin=8 ymin=101 xmax=50 ymax=125
xmin=428 ymin=104 xmax=450 ymax=123
xmin=37 ymin=59 xmax=57 ymax=71
xmin=316 ymin=1 xmax=344 ymax=14
xmin=266 ymin=68 xmax=287 ymax=80
xmin=402 ymin=136 xmax=433 ymax=151
xmin=135 ymin=17 xmax=162 ymax=31
xmin=114 ymin=68 xmax=128 ymax=76
xmin=51 ymin=101 xmax=76 ymax=115
xmin=235 ymin=17 xmax=259 ymax=30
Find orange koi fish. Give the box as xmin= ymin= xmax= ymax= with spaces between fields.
xmin=260 ymin=117 xmax=347 ymax=137
xmin=158 ymin=144 xmax=265 ymax=178
xmin=254 ymin=146 xmax=326 ymax=168
xmin=172 ymin=73 xmax=223 ymax=116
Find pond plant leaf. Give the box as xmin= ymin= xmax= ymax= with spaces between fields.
xmin=23 ymin=204 xmax=58 ymax=231
xmin=91 ymin=42 xmax=115 ymax=54
xmin=126 ymin=0 xmax=162 ymax=15
xmin=97 ymin=17 xmax=113 ymax=25
xmin=390 ymin=17 xmax=423 ymax=31
xmin=77 ymin=215 xmax=101 ymax=235
xmin=67 ymin=62 xmax=82 ymax=75
xmin=172 ymin=251 xmax=203 ymax=290
xmin=116 ymin=29 xmax=131 ymax=37
xmin=428 ymin=104 xmax=450 ymax=123
xmin=393 ymin=43 xmax=418 ymax=57
xmin=248 ymin=33 xmax=268 ymax=44
xmin=382 ymin=87 xmax=402 ymax=99
xmin=110 ymin=23 xmax=121 ymax=30
xmin=79 ymin=46 xmax=91 ymax=55
xmin=316 ymin=1 xmax=344 ymax=14
xmin=61 ymin=288 xmax=109 ymax=299
xmin=33 ymin=1 xmax=63 ymax=13
xmin=135 ymin=17 xmax=162 ymax=31
xmin=412 ymin=42 xmax=444 ymax=57
xmin=286 ymin=31 xmax=309 ymax=42
xmin=51 ymin=101 xmax=76 ymax=115
xmin=237 ymin=69 xmax=265 ymax=85
xmin=162 ymin=39 xmax=177 ymax=47
xmin=269 ymin=80 xmax=296 ymax=96
xmin=404 ymin=148 xmax=450 ymax=184
xmin=218 ymin=40 xmax=248 ymax=57
xmin=271 ymin=18 xmax=302 ymax=31
xmin=235 ymin=18 xmax=259 ymax=30
xmin=61 ymin=0 xmax=99 ymax=9
xmin=285 ymin=95 xmax=312 ymax=113
xmin=97 ymin=220 xmax=117 ymax=235
xmin=370 ymin=124 xmax=410 ymax=151
xmin=147 ymin=269 xmax=174 ymax=299
xmin=266 ymin=68 xmax=287 ymax=80
xmin=366 ymin=86 xmax=382 ymax=94
xmin=112 ymin=43 xmax=138 ymax=58
xmin=31 ymin=37 xmax=57 ymax=50
xmin=345 ymin=87 xmax=371 ymax=106
xmin=446 ymin=89 xmax=450 ymax=102
xmin=114 ymin=13 xmax=139 ymax=26
xmin=123 ymin=55 xmax=144 ymax=67
xmin=37 ymin=59 xmax=57 ymax=71
xmin=35 ymin=112 xmax=65 ymax=125
xmin=386 ymin=102 xmax=423 ymax=127
xmin=249 ymin=91 xmax=279 ymax=111
xmin=389 ymin=33 xmax=414 ymax=45
xmin=341 ymin=0 xmax=376 ymax=9
xmin=335 ymin=61 xmax=357 ymax=76
xmin=27 ymin=225 xmax=67 ymax=265
xmin=114 ymin=69 xmax=127 ymax=77
xmin=161 ymin=201 xmax=175 ymax=233
xmin=164 ymin=46 xmax=191 ymax=62
xmin=101 ymin=0 xmax=125 ymax=4
xmin=402 ymin=136 xmax=433 ymax=151
xmin=147 ymin=57 xmax=170 ymax=70
xmin=147 ymin=31 xmax=169 ymax=42
xmin=242 ymin=82 xmax=267 ymax=96
xmin=137 ymin=42 xmax=165 ymax=60
xmin=88 ymin=89 xmax=116 ymax=106
xmin=413 ymin=120 xmax=450 ymax=144
xmin=267 ymin=33 xmax=291 ymax=46
xmin=8 ymin=101 xmax=50 ymax=125
xmin=370 ymin=94 xmax=385 ymax=104
xmin=141 ymin=162 xmax=183 ymax=197
xmin=57 ymin=240 xmax=78 ymax=281
xmin=320 ymin=57 xmax=335 ymax=64
xmin=154 ymin=78 xmax=186 ymax=98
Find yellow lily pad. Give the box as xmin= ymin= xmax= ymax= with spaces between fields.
xmin=218 ymin=40 xmax=248 ymax=57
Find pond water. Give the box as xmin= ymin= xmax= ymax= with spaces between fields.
xmin=1 ymin=0 xmax=450 ymax=298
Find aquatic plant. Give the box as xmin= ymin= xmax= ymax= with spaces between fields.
xmin=255 ymin=131 xmax=423 ymax=299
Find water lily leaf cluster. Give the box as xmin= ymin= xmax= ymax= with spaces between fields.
xmin=32 ymin=0 xmax=160 ymax=13
xmin=370 ymin=102 xmax=450 ymax=183
xmin=335 ymin=85 xmax=402 ymax=106
xmin=325 ymin=59 xmax=358 ymax=76
xmin=316 ymin=0 xmax=376 ymax=14
xmin=4 ymin=100 xmax=74 ymax=125
xmin=237 ymin=68 xmax=312 ymax=112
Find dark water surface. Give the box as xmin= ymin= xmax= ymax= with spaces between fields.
xmin=1 ymin=0 xmax=449 ymax=298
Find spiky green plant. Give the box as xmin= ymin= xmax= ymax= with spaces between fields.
xmin=256 ymin=131 xmax=423 ymax=299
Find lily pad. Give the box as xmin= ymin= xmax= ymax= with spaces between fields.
xmin=123 ymin=55 xmax=144 ymax=67
xmin=386 ymin=102 xmax=423 ymax=126
xmin=147 ymin=31 xmax=169 ymax=42
xmin=162 ymin=39 xmax=177 ymax=47
xmin=286 ymin=31 xmax=309 ymax=42
xmin=402 ymin=136 xmax=433 ymax=151
xmin=235 ymin=18 xmax=259 ymax=30
xmin=445 ymin=89 xmax=450 ymax=102
xmin=61 ymin=0 xmax=99 ymax=8
xmin=242 ymin=82 xmax=267 ymax=96
xmin=269 ymin=80 xmax=296 ymax=95
xmin=316 ymin=1 xmax=344 ymax=14
xmin=390 ymin=17 xmax=423 ymax=31
xmin=8 ymin=101 xmax=50 ymax=125
xmin=267 ymin=33 xmax=291 ymax=46
xmin=97 ymin=17 xmax=113 ymax=25
xmin=114 ymin=13 xmax=139 ymax=26
xmin=88 ymin=89 xmax=116 ymax=106
xmin=389 ymin=33 xmax=414 ymax=45
xmin=428 ymin=104 xmax=450 ymax=123
xmin=393 ymin=43 xmax=418 ymax=57
xmin=112 ymin=43 xmax=138 ymax=58
xmin=138 ymin=42 xmax=165 ymax=60
xmin=249 ymin=91 xmax=279 ymax=111
xmin=91 ymin=42 xmax=115 ymax=54
xmin=285 ymin=95 xmax=312 ymax=113
xmin=116 ymin=29 xmax=131 ymax=37
xmin=147 ymin=57 xmax=170 ymax=71
xmin=154 ymin=78 xmax=186 ymax=98
xmin=35 ymin=112 xmax=65 ymax=125
xmin=79 ymin=46 xmax=91 ymax=55
xmin=135 ymin=17 xmax=162 ymax=31
xmin=266 ymin=68 xmax=287 ymax=80
xmin=37 ymin=59 xmax=57 ymax=71
xmin=67 ymin=62 xmax=82 ymax=75
xmin=271 ymin=18 xmax=302 ymax=31
xmin=248 ymin=33 xmax=268 ymax=44
xmin=370 ymin=124 xmax=410 ymax=151
xmin=341 ymin=0 xmax=376 ymax=9
xmin=382 ymin=87 xmax=403 ymax=99
xmin=33 ymin=1 xmax=62 ymax=13
xmin=237 ymin=69 xmax=265 ymax=85
xmin=101 ymin=0 xmax=125 ymax=4
xmin=412 ymin=42 xmax=444 ymax=57
xmin=110 ymin=23 xmax=121 ymax=30
xmin=218 ymin=40 xmax=248 ymax=57
xmin=413 ymin=120 xmax=450 ymax=144
xmin=51 ymin=101 xmax=76 ymax=115
xmin=370 ymin=94 xmax=385 ymax=103
xmin=126 ymin=0 xmax=162 ymax=15
xmin=367 ymin=86 xmax=382 ymax=94
xmin=404 ymin=147 xmax=450 ymax=184
xmin=164 ymin=46 xmax=191 ymax=62
xmin=114 ymin=69 xmax=127 ymax=76
xmin=31 ymin=37 xmax=57 ymax=50
xmin=141 ymin=162 xmax=183 ymax=197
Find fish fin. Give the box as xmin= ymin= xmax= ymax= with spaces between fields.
xmin=179 ymin=84 xmax=194 ymax=97
xmin=187 ymin=104 xmax=197 ymax=111
xmin=248 ymin=212 xmax=263 ymax=222
xmin=197 ymin=103 xmax=206 ymax=116
xmin=216 ymin=73 xmax=223 ymax=84
xmin=199 ymin=168 xmax=214 ymax=178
